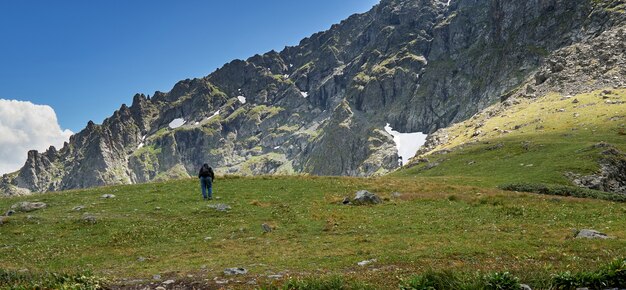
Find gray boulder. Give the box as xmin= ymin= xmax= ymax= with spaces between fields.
xmin=81 ymin=214 xmax=97 ymax=224
xmin=0 ymin=216 xmax=7 ymax=225
xmin=224 ymin=267 xmax=247 ymax=275
xmin=11 ymin=202 xmax=47 ymax=212
xmin=575 ymin=229 xmax=609 ymax=239
xmin=261 ymin=223 xmax=272 ymax=233
xmin=352 ymin=190 xmax=382 ymax=205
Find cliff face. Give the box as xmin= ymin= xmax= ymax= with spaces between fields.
xmin=2 ymin=0 xmax=625 ymax=195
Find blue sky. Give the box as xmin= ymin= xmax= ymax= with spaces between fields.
xmin=0 ymin=0 xmax=379 ymax=132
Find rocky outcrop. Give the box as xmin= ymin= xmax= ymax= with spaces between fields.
xmin=568 ymin=145 xmax=626 ymax=194
xmin=2 ymin=0 xmax=625 ymax=195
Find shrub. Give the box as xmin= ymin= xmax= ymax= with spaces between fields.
xmin=484 ymin=272 xmax=520 ymax=290
xmin=499 ymin=183 xmax=626 ymax=202
xmin=551 ymin=258 xmax=626 ymax=289
xmin=0 ymin=270 xmax=107 ymax=289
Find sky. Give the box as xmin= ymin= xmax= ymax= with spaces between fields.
xmin=0 ymin=0 xmax=379 ymax=174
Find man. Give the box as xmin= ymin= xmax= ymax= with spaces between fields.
xmin=198 ymin=163 xmax=215 ymax=200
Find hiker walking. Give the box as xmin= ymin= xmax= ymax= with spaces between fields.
xmin=198 ymin=163 xmax=215 ymax=200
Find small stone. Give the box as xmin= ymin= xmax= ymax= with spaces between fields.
xmin=72 ymin=206 xmax=85 ymax=211
xmin=82 ymin=214 xmax=97 ymax=224
xmin=558 ymin=108 xmax=566 ymax=112
xmin=572 ymin=98 xmax=579 ymax=104
xmin=342 ymin=197 xmax=351 ymax=205
xmin=224 ymin=267 xmax=248 ymax=275
xmin=267 ymin=274 xmax=283 ymax=279
xmin=357 ymin=259 xmax=377 ymax=266
xmin=155 ymin=207 xmax=161 ymax=210
xmin=163 ymin=279 xmax=175 ymax=285
xmin=261 ymin=223 xmax=272 ymax=233
xmin=5 ymin=210 xmax=15 ymax=216
xmin=208 ymin=204 xmax=231 ymax=212
xmin=204 ymin=237 xmax=212 ymax=241
xmin=137 ymin=256 xmax=146 ymax=262
xmin=155 ymin=287 xmax=166 ymax=290
xmin=101 ymin=194 xmax=116 ymax=199
xmin=391 ymin=192 xmax=402 ymax=198
xmin=153 ymin=274 xmax=161 ymax=280
xmin=0 ymin=216 xmax=8 ymax=225
xmin=520 ymin=284 xmax=532 ymax=290
xmin=575 ymin=229 xmax=609 ymax=239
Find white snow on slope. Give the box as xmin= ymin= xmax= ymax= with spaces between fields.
xmin=300 ymin=91 xmax=309 ymax=98
xmin=384 ymin=123 xmax=428 ymax=165
xmin=237 ymin=96 xmax=246 ymax=104
xmin=169 ymin=118 xmax=186 ymax=129
xmin=208 ymin=110 xmax=220 ymax=120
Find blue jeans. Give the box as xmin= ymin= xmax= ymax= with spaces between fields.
xmin=200 ymin=177 xmax=213 ymax=199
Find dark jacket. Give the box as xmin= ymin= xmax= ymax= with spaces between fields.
xmin=198 ymin=165 xmax=215 ymax=179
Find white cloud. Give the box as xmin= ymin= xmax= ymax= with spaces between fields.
xmin=0 ymin=99 xmax=73 ymax=174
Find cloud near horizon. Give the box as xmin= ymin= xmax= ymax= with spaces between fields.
xmin=0 ymin=99 xmax=73 ymax=175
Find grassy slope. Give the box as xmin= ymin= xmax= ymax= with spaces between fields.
xmin=0 ymin=176 xmax=625 ymax=288
xmin=395 ymin=89 xmax=626 ymax=188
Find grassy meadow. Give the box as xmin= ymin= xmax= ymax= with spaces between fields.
xmin=0 ymin=176 xmax=625 ymax=289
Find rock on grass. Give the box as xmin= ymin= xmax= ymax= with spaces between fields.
xmin=11 ymin=202 xmax=47 ymax=212
xmin=352 ymin=190 xmax=382 ymax=205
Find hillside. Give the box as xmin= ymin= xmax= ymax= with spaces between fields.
xmin=1 ymin=176 xmax=625 ymax=289
xmin=2 ymin=0 xmax=625 ymax=195
xmin=396 ymin=88 xmax=626 ymax=193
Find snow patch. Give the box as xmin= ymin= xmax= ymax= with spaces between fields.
xmin=169 ymin=118 xmax=186 ymax=129
xmin=237 ymin=96 xmax=246 ymax=104
xmin=208 ymin=110 xmax=220 ymax=120
xmin=384 ymin=123 xmax=428 ymax=165
xmin=300 ymin=91 xmax=309 ymax=98
xmin=273 ymin=146 xmax=280 ymax=150
xmin=283 ymin=74 xmax=289 ymax=78
xmin=137 ymin=143 xmax=144 ymax=149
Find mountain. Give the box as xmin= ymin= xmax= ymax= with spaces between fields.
xmin=2 ymin=0 xmax=625 ymax=195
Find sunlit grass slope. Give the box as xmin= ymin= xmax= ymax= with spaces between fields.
xmin=396 ymin=89 xmax=626 ymax=188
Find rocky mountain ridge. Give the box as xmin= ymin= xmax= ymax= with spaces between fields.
xmin=2 ymin=0 xmax=625 ymax=195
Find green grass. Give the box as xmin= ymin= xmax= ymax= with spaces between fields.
xmin=1 ymin=176 xmax=625 ymax=288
